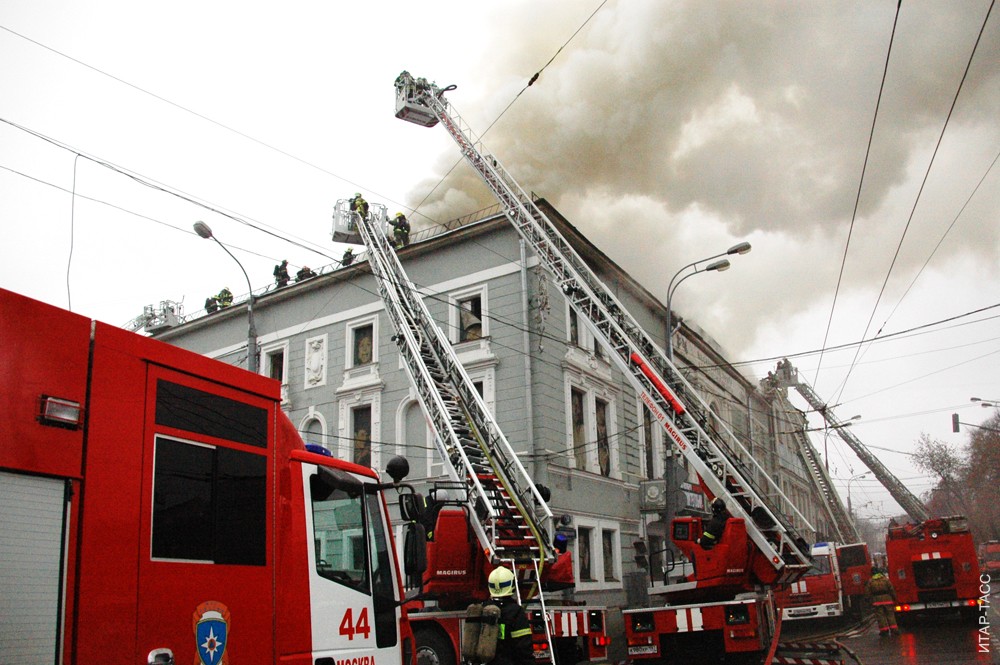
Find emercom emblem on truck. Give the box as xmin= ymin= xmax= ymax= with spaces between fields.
xmin=194 ymin=601 xmax=230 ymax=665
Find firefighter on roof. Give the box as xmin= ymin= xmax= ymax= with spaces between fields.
xmin=216 ymin=287 xmax=234 ymax=308
xmin=389 ymin=212 xmax=411 ymax=247
xmin=486 ymin=567 xmax=533 ymax=665
xmin=274 ymin=260 xmax=290 ymax=287
xmin=866 ymin=568 xmax=899 ymax=636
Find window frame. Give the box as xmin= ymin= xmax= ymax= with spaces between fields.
xmin=450 ymin=284 xmax=489 ymax=344
xmin=573 ymin=516 xmax=622 ymax=591
xmin=346 ymin=316 xmax=379 ymax=369
xmin=564 ymin=377 xmax=620 ymax=478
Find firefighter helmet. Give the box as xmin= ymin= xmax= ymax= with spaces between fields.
xmin=711 ymin=497 xmax=726 ymax=514
xmin=488 ymin=566 xmax=516 ymax=598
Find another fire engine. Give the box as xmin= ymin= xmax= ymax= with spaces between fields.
xmin=886 ymin=517 xmax=980 ymax=620
xmin=769 ymin=359 xmax=982 ymax=623
xmin=393 ymin=72 xmax=816 ymax=664
xmin=774 ymin=542 xmax=871 ymax=622
xmin=331 ymin=203 xmax=610 ymax=665
xmin=0 ymin=287 xmax=422 ymax=664
xmin=980 ymin=540 xmax=1000 ymax=576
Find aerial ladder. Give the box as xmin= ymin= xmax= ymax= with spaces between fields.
xmin=763 ymin=373 xmax=861 ymax=543
xmin=393 ymin=72 xmax=812 ymax=589
xmin=341 ymin=205 xmax=555 ymax=572
xmin=769 ymin=358 xmax=929 ymax=522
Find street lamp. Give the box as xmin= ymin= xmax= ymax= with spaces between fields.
xmin=665 ymin=242 xmax=751 ymax=361
xmin=847 ymin=471 xmax=871 ymax=518
xmin=193 ymin=221 xmax=258 ymax=373
xmin=971 ymin=397 xmax=1000 ymax=408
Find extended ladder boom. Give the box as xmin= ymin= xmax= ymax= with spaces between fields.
xmin=771 ymin=359 xmax=929 ymax=522
xmin=395 ymin=73 xmax=811 ymax=582
xmin=768 ymin=385 xmax=861 ymax=543
xmin=347 ymin=205 xmax=555 ymax=566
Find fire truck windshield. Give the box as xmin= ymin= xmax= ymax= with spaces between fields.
xmin=805 ymin=555 xmax=832 ymax=577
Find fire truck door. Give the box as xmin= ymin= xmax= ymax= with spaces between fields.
xmin=0 ymin=471 xmax=70 ymax=663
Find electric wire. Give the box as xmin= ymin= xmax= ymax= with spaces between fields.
xmin=830 ymin=0 xmax=996 ymax=407
xmin=814 ymin=0 xmax=902 ymax=388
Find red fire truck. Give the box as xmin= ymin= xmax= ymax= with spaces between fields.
xmin=0 ymin=287 xmax=420 ymax=664
xmin=886 ymin=516 xmax=981 ymax=620
xmin=774 ymin=542 xmax=871 ymax=622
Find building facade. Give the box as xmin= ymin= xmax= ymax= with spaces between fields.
xmin=155 ymin=200 xmax=832 ymax=609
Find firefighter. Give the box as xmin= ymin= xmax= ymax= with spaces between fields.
xmin=296 ymin=265 xmax=316 ymax=282
xmin=216 ymin=287 xmax=233 ymax=308
xmin=866 ymin=567 xmax=899 ymax=636
xmin=486 ymin=567 xmax=533 ymax=665
xmin=342 ymin=248 xmax=355 ymax=267
xmin=350 ymin=193 xmax=369 ymax=220
xmin=274 ymin=260 xmax=290 ymax=287
xmin=204 ymin=295 xmax=219 ymax=313
xmin=389 ymin=212 xmax=411 ymax=247
xmin=698 ymin=497 xmax=730 ymax=550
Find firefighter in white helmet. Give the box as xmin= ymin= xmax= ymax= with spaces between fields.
xmin=486 ymin=567 xmax=533 ymax=665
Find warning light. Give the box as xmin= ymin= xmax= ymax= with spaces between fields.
xmin=38 ymin=395 xmax=82 ymax=429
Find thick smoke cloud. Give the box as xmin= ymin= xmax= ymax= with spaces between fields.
xmin=407 ymin=1 xmax=999 ymax=357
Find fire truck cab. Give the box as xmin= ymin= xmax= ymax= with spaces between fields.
xmin=0 ymin=288 xmax=418 ymax=665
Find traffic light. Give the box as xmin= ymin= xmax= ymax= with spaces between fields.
xmin=952 ymin=413 xmax=960 ymax=433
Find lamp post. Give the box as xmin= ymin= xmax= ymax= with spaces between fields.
xmin=814 ymin=414 xmax=861 ymax=472
xmin=847 ymin=471 xmax=871 ymax=518
xmin=193 ymin=221 xmax=258 ymax=373
xmin=665 ymin=242 xmax=751 ymax=362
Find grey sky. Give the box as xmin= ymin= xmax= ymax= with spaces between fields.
xmin=1 ymin=0 xmax=997 ymax=518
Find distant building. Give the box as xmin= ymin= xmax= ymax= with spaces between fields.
xmin=155 ymin=199 xmax=832 ymax=607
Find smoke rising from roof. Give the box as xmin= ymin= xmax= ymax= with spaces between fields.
xmin=408 ymin=1 xmax=1000 ymax=357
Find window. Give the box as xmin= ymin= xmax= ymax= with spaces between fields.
xmin=353 ymin=405 xmax=372 ymax=468
xmin=267 ymin=348 xmax=285 ymax=382
xmin=596 ymin=398 xmax=610 ymax=477
xmin=459 ymin=295 xmax=483 ymax=342
xmin=577 ymin=526 xmax=594 ymax=581
xmin=353 ymin=324 xmax=375 ymax=365
xmin=602 ymin=529 xmax=618 ymax=581
xmin=571 ymin=388 xmax=587 ymax=470
xmin=152 ymin=437 xmax=266 ymax=565
xmin=310 ymin=468 xmax=368 ymax=592
xmin=567 ymin=305 xmax=602 ymax=358
xmin=451 ymin=285 xmax=488 ymax=344
xmin=565 ymin=381 xmax=619 ymax=477
xmin=574 ymin=518 xmax=622 ymax=590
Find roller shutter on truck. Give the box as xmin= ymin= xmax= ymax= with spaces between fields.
xmin=0 ymin=471 xmax=69 ymax=663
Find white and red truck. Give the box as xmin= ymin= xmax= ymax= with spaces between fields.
xmin=774 ymin=542 xmax=871 ymax=622
xmin=0 ymin=286 xmax=422 ymax=664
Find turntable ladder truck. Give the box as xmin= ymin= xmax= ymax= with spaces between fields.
xmin=338 ymin=205 xmax=611 ymax=665
xmin=395 ymin=73 xmax=815 ymax=664
xmin=770 ymin=358 xmax=980 ymax=621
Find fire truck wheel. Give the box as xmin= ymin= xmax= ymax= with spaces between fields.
xmin=415 ymin=626 xmax=455 ymax=665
